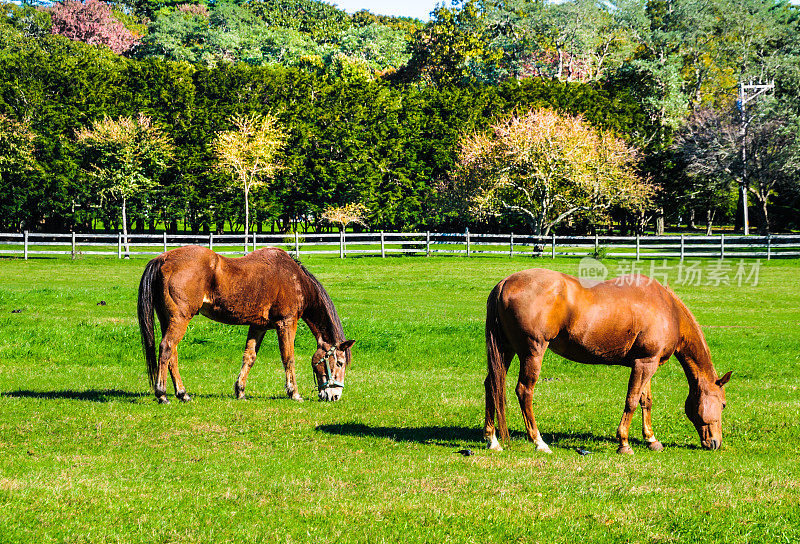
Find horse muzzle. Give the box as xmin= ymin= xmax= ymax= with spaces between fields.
xmin=318 ymin=386 xmax=343 ymax=402
xmin=701 ymin=438 xmax=720 ymax=450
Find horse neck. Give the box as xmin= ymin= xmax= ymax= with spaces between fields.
xmin=299 ymin=272 xmax=344 ymax=347
xmin=674 ymin=303 xmax=717 ymax=390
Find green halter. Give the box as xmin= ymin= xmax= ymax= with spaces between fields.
xmin=316 ymin=346 xmax=345 ymax=391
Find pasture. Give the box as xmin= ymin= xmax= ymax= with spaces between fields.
xmin=0 ymin=255 xmax=798 ymax=543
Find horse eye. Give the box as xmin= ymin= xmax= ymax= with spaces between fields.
xmin=723 ymin=403 xmax=727 ymax=410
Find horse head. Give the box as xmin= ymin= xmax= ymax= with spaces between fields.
xmin=312 ymin=339 xmax=355 ymax=402
xmin=685 ymin=371 xmax=732 ymax=449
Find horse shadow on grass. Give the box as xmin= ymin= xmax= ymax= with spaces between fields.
xmin=5 ymin=389 xmax=149 ymax=402
xmin=4 ymin=389 xmax=313 ymax=403
xmin=315 ymin=422 xmax=695 ymax=451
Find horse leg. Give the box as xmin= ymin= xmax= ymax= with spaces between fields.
xmin=157 ymin=320 xmax=189 ymax=404
xmin=640 ymin=380 xmax=664 ymax=451
xmin=484 ymin=350 xmax=513 ymax=451
xmin=234 ymin=325 xmax=267 ymax=400
xmin=276 ymin=319 xmax=302 ymax=401
xmin=516 ymin=343 xmax=551 ymax=453
xmin=617 ymin=358 xmax=659 ymax=454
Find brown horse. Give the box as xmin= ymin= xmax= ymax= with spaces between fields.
xmin=484 ymin=268 xmax=731 ymax=454
xmin=137 ymin=245 xmax=354 ymax=404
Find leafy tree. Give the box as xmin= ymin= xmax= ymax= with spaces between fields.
xmin=77 ymin=113 xmax=174 ymax=253
xmin=213 ymin=113 xmax=286 ymax=242
xmin=447 ymin=108 xmax=653 ymax=235
xmin=321 ymin=202 xmax=369 ymax=232
xmin=50 ymin=0 xmax=140 ymax=54
xmin=0 ymin=115 xmax=43 ymax=231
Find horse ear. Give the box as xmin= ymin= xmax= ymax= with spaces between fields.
xmin=716 ymin=371 xmax=732 ymax=387
xmin=338 ymin=339 xmax=355 ymax=351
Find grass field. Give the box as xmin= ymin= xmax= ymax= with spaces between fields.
xmin=0 ymin=254 xmax=798 ymax=543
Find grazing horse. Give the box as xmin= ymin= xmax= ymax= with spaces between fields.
xmin=484 ymin=268 xmax=731 ymax=454
xmin=137 ymin=245 xmax=354 ymax=404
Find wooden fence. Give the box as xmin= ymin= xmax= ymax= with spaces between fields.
xmin=1 ymin=231 xmax=799 ymax=260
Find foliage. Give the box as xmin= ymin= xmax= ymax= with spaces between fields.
xmin=76 ymin=113 xmax=174 ymax=248
xmin=321 ymin=202 xmax=369 ymax=231
xmin=449 ymin=108 xmax=653 ymax=235
xmin=50 ymin=0 xmax=140 ymax=54
xmin=213 ymin=113 xmax=286 ymax=237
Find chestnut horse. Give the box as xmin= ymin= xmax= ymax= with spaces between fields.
xmin=484 ymin=268 xmax=731 ymax=454
xmin=138 ymin=245 xmax=354 ymax=404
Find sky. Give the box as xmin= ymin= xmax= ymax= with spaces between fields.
xmin=329 ymin=0 xmax=444 ymax=21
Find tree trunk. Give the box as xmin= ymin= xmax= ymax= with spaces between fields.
xmin=655 ymin=208 xmax=664 ymax=235
xmin=244 ymin=186 xmax=250 ymax=254
xmin=757 ymin=194 xmax=770 ymax=235
xmin=688 ymin=209 xmax=696 ymax=229
xmin=705 ymin=208 xmax=715 ymax=236
xmin=121 ymin=197 xmax=130 ymax=258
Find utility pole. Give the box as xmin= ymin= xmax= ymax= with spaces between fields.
xmin=738 ymin=80 xmax=774 ymax=236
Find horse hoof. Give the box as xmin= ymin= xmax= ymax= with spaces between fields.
xmin=237 ymin=394 xmax=247 ymax=401
xmin=536 ymin=444 xmax=553 ymax=454
xmin=486 ymin=437 xmax=503 ymax=451
xmin=292 ymin=395 xmax=304 ymax=402
xmin=178 ymin=393 xmax=192 ymax=403
xmin=648 ymin=441 xmax=664 ymax=452
xmin=157 ymin=396 xmax=170 ymax=404
xmin=617 ymin=445 xmax=634 ymax=455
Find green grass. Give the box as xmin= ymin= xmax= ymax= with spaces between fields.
xmin=1 ymin=255 xmax=798 ymax=543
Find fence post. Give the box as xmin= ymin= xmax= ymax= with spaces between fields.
xmin=680 ymin=234 xmax=685 ymax=261
xmin=594 ymin=232 xmax=599 ymax=256
xmin=635 ymin=234 xmax=640 ymax=261
xmin=380 ymin=231 xmax=385 ymax=258
xmin=510 ymin=232 xmax=514 ymax=258
xmin=294 ymin=230 xmax=300 ymax=258
xmin=339 ymin=230 xmax=345 ymax=259
xmin=117 ymin=232 xmax=122 ymax=259
xmin=23 ymin=230 xmax=28 ymax=260
xmin=244 ymin=233 xmax=248 ymax=255
xmin=720 ymin=233 xmax=725 ymax=259
xmin=767 ymin=234 xmax=771 ymax=260
xmin=551 ymin=233 xmax=556 ymax=259
xmin=163 ymin=231 xmax=167 ymax=253
xmin=426 ymin=231 xmax=431 ymax=257
xmin=71 ymin=231 xmax=76 ymax=260
xmin=209 ymin=233 xmax=213 ymax=252
xmin=253 ymin=232 xmax=257 ymax=253
xmin=465 ymin=228 xmax=471 ymax=257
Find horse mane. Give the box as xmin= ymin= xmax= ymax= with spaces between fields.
xmin=664 ymin=283 xmax=714 ymax=380
xmin=296 ymin=261 xmax=348 ymax=355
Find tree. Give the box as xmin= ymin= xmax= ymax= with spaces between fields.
xmin=673 ymin=104 xmax=800 ymax=234
xmin=50 ymin=0 xmax=140 ymax=54
xmin=213 ymin=113 xmax=286 ymax=245
xmin=0 ymin=115 xmax=43 ymax=231
xmin=77 ymin=113 xmax=174 ymax=254
xmin=447 ymin=108 xmax=653 ymax=235
xmin=321 ymin=202 xmax=369 ymax=232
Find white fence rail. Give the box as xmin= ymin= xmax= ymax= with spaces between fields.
xmin=2 ymin=231 xmax=799 ymax=260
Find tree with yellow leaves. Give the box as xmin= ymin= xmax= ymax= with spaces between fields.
xmin=77 ymin=113 xmax=173 ymax=256
xmin=213 ymin=113 xmax=286 ymax=245
xmin=449 ymin=108 xmax=653 ymax=236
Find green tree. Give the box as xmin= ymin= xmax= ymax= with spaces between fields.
xmin=77 ymin=113 xmax=174 ymax=254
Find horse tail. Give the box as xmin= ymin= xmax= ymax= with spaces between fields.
xmin=485 ymin=281 xmax=510 ymax=442
xmin=137 ymin=258 xmax=161 ymax=389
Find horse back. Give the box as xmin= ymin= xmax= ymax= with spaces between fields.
xmin=156 ymin=245 xmax=306 ymax=327
xmin=496 ymin=269 xmax=683 ymax=366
